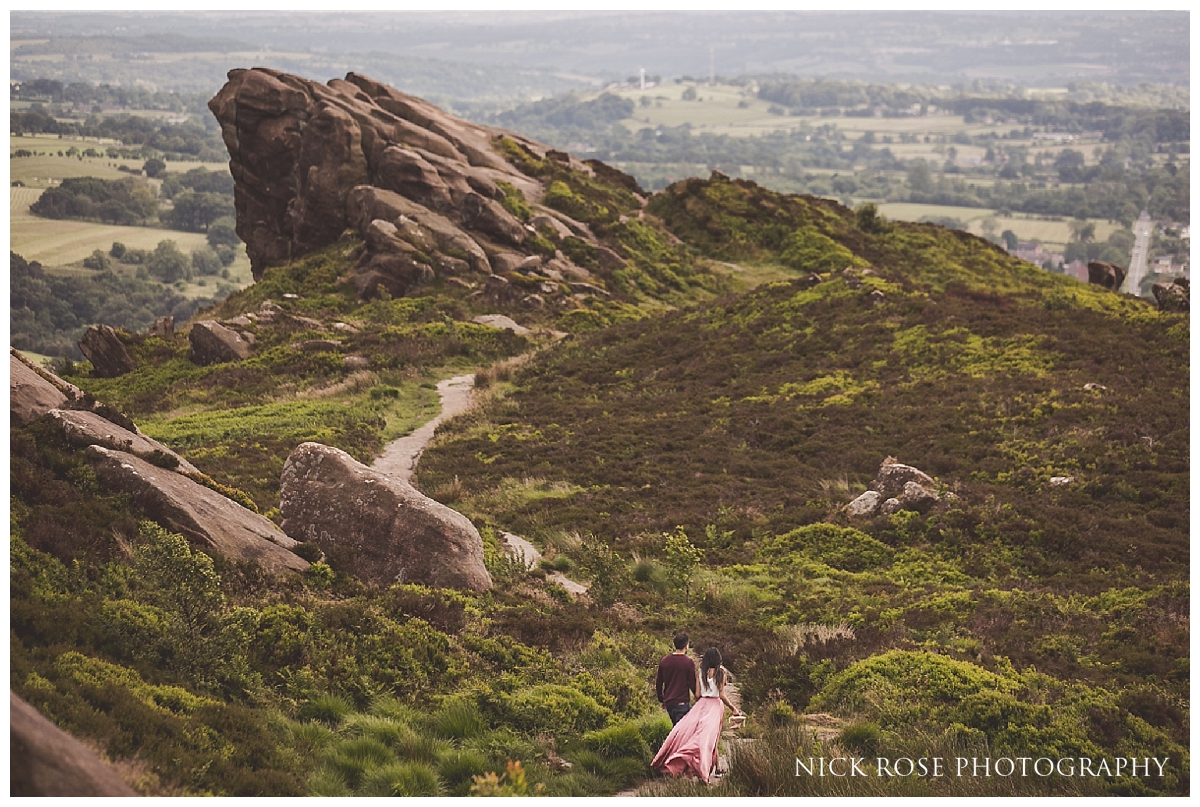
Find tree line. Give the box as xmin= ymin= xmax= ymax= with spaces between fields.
xmin=28 ymin=168 xmax=236 ymax=233
xmin=10 ymin=251 xmax=231 ymax=360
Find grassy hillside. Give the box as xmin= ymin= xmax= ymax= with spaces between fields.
xmin=11 ymin=172 xmax=1189 ymax=796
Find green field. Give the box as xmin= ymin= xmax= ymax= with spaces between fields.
xmin=875 ymin=202 xmax=1120 ymax=248
xmin=11 ymin=136 xmax=231 ymax=188
xmin=608 ymin=83 xmax=1110 ymax=169
xmin=11 ymin=186 xmax=253 ymax=297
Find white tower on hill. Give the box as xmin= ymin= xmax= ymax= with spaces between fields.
xmin=640 ymin=68 xmax=646 ymax=91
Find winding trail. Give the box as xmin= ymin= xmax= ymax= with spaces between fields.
xmin=372 ymin=374 xmax=475 ymax=482
xmin=373 ymin=372 xmax=588 ymax=597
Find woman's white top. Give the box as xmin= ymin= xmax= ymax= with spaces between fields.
xmin=699 ymin=669 xmax=723 ymax=698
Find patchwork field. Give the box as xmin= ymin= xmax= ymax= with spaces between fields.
xmin=875 ymin=202 xmax=1121 ymax=248
xmin=11 ymin=186 xmax=253 ymax=295
xmin=11 ymin=136 xmax=231 ymax=187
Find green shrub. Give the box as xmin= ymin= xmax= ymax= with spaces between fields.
xmin=429 ymin=698 xmax=486 ymax=740
xmin=501 ymin=684 xmax=613 ymax=737
xmin=768 ymin=523 xmax=893 ymax=572
xmin=582 ymin=721 xmax=651 ymax=760
xmin=839 ymin=721 xmax=882 ymax=756
xmin=300 ymin=694 xmax=353 ymax=726
xmin=436 ymin=748 xmax=493 ymax=793
xmin=633 ymin=711 xmax=673 ymax=752
xmin=360 ymin=760 xmax=445 ymax=796
xmin=322 ymin=736 xmax=396 ymax=789
xmin=780 ymin=226 xmax=864 ymax=273
xmin=766 ymin=699 xmax=796 ymax=727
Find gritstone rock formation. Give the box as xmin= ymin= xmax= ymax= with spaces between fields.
xmin=279 ymin=442 xmax=492 ymax=591
xmin=1152 ymin=276 xmax=1189 ymax=312
xmin=86 ymin=446 xmax=309 ymax=576
xmin=77 ymin=324 xmax=136 ymax=378
xmin=11 ymin=692 xmax=139 ymax=797
xmin=189 ymin=320 xmax=254 ymax=366
xmin=1087 ymin=260 xmax=1127 ymax=292
xmin=846 ymin=458 xmax=946 ymax=518
xmin=11 ymin=350 xmax=75 ymax=425
xmin=209 ymin=68 xmax=635 ymax=301
xmin=46 ymin=408 xmax=201 ymax=475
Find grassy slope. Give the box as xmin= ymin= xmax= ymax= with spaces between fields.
xmin=415 ymin=176 xmax=1189 ymax=793
xmin=10 ymin=163 xmax=1188 ymax=795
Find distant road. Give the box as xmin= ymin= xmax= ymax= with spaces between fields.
xmin=1126 ymin=211 xmax=1153 ymax=295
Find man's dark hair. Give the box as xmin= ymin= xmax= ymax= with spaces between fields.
xmin=673 ymin=633 xmax=689 ymax=650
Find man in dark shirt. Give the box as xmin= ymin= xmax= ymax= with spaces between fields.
xmin=655 ymin=632 xmax=698 ymax=725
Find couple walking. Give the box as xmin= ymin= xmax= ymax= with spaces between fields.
xmin=651 ymin=633 xmax=742 ymax=783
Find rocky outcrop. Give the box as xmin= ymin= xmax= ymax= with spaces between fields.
xmin=208 ymin=69 xmax=541 ymax=283
xmin=1087 ymin=261 xmax=1126 ymax=292
xmin=1152 ymin=276 xmax=1189 ymax=312
xmin=845 ymin=490 xmax=882 ymax=518
xmin=11 ymin=692 xmax=138 ymax=797
xmin=279 ymin=442 xmax=491 ymax=591
xmin=85 ymin=446 xmax=308 ymax=575
xmin=872 ymin=460 xmax=936 ymax=499
xmin=472 ymin=314 xmax=531 ymax=335
xmin=46 ymin=409 xmax=200 ymax=475
xmin=77 ymin=325 xmax=136 ymax=377
xmin=209 ymin=68 xmax=634 ymax=306
xmin=11 ymin=351 xmax=73 ymax=425
xmin=846 ymin=458 xmax=945 ymax=518
xmin=188 ymin=321 xmax=253 ymax=366
xmin=147 ymin=316 xmax=175 ymax=337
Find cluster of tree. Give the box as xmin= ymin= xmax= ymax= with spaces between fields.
xmin=30 ymin=176 xmax=158 ymax=225
xmin=106 ymin=232 xmax=239 ymax=282
xmin=28 ymin=169 xmax=238 ymax=233
xmin=160 ymin=166 xmax=235 ymax=198
xmin=902 ymin=161 xmax=1188 ymax=224
xmin=10 ymin=251 xmax=227 ymax=359
xmin=758 ymin=77 xmax=934 ymax=113
xmin=9 ymin=108 xmax=225 ymax=162
xmin=11 ymin=78 xmax=213 ymax=114
xmin=492 ymin=92 xmax=635 ymax=133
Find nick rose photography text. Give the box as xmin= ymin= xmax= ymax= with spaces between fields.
xmin=796 ymin=757 xmax=1170 ymax=778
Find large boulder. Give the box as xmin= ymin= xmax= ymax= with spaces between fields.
xmin=897 ymin=480 xmax=940 ymax=513
xmin=85 ymin=446 xmax=308 ymax=575
xmin=11 ymin=692 xmax=138 ymax=797
xmin=279 ymin=442 xmax=492 ymax=591
xmin=844 ymin=490 xmax=881 ymax=518
xmin=188 ymin=321 xmax=253 ymax=366
xmin=1087 ymin=260 xmax=1127 ymax=292
xmin=1152 ymin=276 xmax=1189 ymax=312
xmin=77 ymin=325 xmax=136 ymax=378
xmin=10 ymin=351 xmax=73 ymax=425
xmin=872 ymin=459 xmax=936 ymax=499
xmin=46 ymin=409 xmax=200 ymax=475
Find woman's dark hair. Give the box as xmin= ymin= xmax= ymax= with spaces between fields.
xmin=700 ymin=647 xmax=724 ymax=688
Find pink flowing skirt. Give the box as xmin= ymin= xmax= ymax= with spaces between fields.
xmin=651 ymin=697 xmax=724 ymax=783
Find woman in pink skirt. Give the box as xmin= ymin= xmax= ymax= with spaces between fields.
xmin=651 ymin=647 xmax=742 ymax=783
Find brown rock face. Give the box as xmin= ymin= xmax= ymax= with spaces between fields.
xmin=85 ymin=445 xmax=308 ymax=575
xmin=872 ymin=459 xmax=936 ymax=499
xmin=46 ymin=408 xmax=200 ymax=475
xmin=78 ymin=325 xmax=136 ymax=377
xmin=11 ymin=692 xmax=138 ymax=797
xmin=210 ymin=68 xmax=640 ymax=304
xmin=1152 ymin=276 xmax=1189 ymax=312
xmin=1087 ymin=261 xmax=1127 ymax=292
xmin=10 ymin=352 xmax=72 ymax=425
xmin=188 ymin=321 xmax=253 ymax=366
xmin=209 ymin=69 xmax=541 ymax=285
xmin=279 ymin=442 xmax=491 ymax=591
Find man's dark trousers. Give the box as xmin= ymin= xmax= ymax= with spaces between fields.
xmin=666 ymin=703 xmax=691 ymax=725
